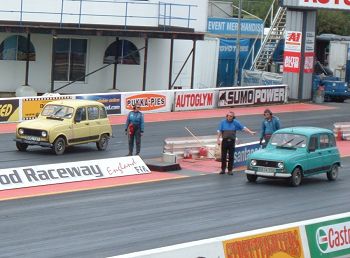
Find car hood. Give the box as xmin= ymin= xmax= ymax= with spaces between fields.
xmin=249 ymin=148 xmax=304 ymax=161
xmin=17 ymin=118 xmax=65 ymax=130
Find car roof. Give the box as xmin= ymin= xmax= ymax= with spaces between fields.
xmin=275 ymin=127 xmax=333 ymax=136
xmin=44 ymin=99 xmax=104 ymax=108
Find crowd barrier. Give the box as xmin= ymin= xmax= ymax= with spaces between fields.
xmin=110 ymin=211 xmax=350 ymax=258
xmin=0 ymin=85 xmax=288 ymax=123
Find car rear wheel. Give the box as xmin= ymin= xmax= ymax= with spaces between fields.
xmin=290 ymin=167 xmax=302 ymax=187
xmin=53 ymin=137 xmax=66 ymax=155
xmin=246 ymin=174 xmax=258 ymax=183
xmin=16 ymin=142 xmax=28 ymax=152
xmin=96 ymin=134 xmax=109 ymax=151
xmin=327 ymin=164 xmax=338 ymax=181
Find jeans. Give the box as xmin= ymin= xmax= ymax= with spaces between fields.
xmin=128 ymin=128 xmax=141 ymax=154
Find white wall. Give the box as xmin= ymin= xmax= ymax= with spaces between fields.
xmin=0 ymin=0 xmax=208 ymax=32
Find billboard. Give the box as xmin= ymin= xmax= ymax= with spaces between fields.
xmin=281 ymin=0 xmax=350 ymax=11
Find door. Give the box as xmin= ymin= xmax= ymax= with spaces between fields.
xmin=87 ymin=106 xmax=101 ymax=141
xmin=304 ymin=134 xmax=329 ymax=176
xmin=71 ymin=107 xmax=90 ymax=143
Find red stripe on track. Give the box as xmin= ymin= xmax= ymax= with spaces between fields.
xmin=0 ymin=172 xmax=186 ymax=201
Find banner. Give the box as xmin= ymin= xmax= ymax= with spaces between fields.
xmin=234 ymin=142 xmax=261 ymax=167
xmin=242 ymin=70 xmax=283 ymax=86
xmin=0 ymin=99 xmax=20 ymax=122
xmin=0 ymin=156 xmax=150 ymax=191
xmin=218 ymin=85 xmax=287 ymax=107
xmin=284 ymin=31 xmax=302 ymax=73
xmin=207 ymin=17 xmax=263 ymax=36
xmin=305 ymin=216 xmax=350 ymax=258
xmin=282 ymin=0 xmax=350 ymax=11
xmin=174 ymin=90 xmax=215 ymax=111
xmin=223 ymin=227 xmax=305 ymax=258
xmin=76 ymin=94 xmax=121 ymax=115
xmin=123 ymin=92 xmax=172 ymax=113
xmin=21 ymin=96 xmax=73 ymax=120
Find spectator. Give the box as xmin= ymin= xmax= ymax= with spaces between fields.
xmin=260 ymin=109 xmax=280 ymax=148
xmin=125 ymin=104 xmax=144 ymax=156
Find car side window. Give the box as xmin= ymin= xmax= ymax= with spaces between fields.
xmin=329 ymin=134 xmax=336 ymax=147
xmin=320 ymin=134 xmax=330 ymax=149
xmin=88 ymin=106 xmax=99 ymax=120
xmin=309 ymin=135 xmax=318 ymax=151
xmin=75 ymin=107 xmax=86 ymax=121
xmin=99 ymin=106 xmax=107 ymax=118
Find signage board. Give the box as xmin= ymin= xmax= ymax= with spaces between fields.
xmin=207 ymin=17 xmax=263 ymax=36
xmin=281 ymin=0 xmax=350 ymax=10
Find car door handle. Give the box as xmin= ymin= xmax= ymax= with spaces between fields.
xmin=85 ymin=123 xmax=89 ymax=125
xmin=318 ymin=152 xmax=322 ymax=155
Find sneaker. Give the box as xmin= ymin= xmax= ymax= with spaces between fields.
xmin=219 ymin=171 xmax=225 ymax=175
xmin=127 ymin=153 xmax=132 ymax=156
xmin=227 ymin=171 xmax=233 ymax=175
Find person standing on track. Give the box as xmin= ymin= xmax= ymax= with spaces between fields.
xmin=217 ymin=111 xmax=256 ymax=175
xmin=125 ymin=104 xmax=144 ymax=156
xmin=260 ymin=109 xmax=280 ymax=148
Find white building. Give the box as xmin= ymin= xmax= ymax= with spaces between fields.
xmin=0 ymin=0 xmax=218 ymax=96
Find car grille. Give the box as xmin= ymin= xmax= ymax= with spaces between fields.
xmin=256 ymin=160 xmax=279 ymax=168
xmin=21 ymin=128 xmax=42 ymax=137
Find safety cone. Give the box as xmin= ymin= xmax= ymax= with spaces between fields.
xmin=337 ymin=129 xmax=343 ymax=141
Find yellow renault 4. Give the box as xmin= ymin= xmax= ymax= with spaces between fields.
xmin=15 ymin=99 xmax=112 ymax=155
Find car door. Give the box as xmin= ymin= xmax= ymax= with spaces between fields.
xmin=87 ymin=106 xmax=100 ymax=141
xmin=71 ymin=107 xmax=90 ymax=144
xmin=319 ymin=133 xmax=338 ymax=171
xmin=304 ymin=134 xmax=325 ymax=176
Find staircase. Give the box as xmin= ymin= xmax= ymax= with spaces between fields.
xmin=252 ymin=7 xmax=286 ymax=71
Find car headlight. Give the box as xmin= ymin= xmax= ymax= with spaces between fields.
xmin=277 ymin=162 xmax=284 ymax=169
xmin=18 ymin=128 xmax=24 ymax=135
xmin=250 ymin=160 xmax=257 ymax=166
xmin=41 ymin=131 xmax=47 ymax=137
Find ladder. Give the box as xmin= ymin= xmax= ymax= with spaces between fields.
xmin=252 ymin=7 xmax=286 ymax=71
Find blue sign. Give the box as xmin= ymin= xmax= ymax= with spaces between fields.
xmin=207 ymin=17 xmax=263 ymax=36
xmin=234 ymin=142 xmax=261 ymax=167
xmin=219 ymin=38 xmax=251 ymax=59
xmin=76 ymin=94 xmax=121 ymax=115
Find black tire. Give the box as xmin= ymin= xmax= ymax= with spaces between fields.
xmin=53 ymin=137 xmax=66 ymax=155
xmin=246 ymin=174 xmax=258 ymax=183
xmin=324 ymin=95 xmax=332 ymax=102
xmin=96 ymin=134 xmax=109 ymax=151
xmin=290 ymin=167 xmax=302 ymax=187
xmin=327 ymin=164 xmax=339 ymax=181
xmin=16 ymin=142 xmax=28 ymax=152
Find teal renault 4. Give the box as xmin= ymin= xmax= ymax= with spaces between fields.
xmin=245 ymin=127 xmax=341 ymax=186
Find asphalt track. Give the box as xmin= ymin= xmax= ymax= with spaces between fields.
xmin=1 ymin=101 xmax=350 ymax=257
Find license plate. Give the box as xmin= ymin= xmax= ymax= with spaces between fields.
xmin=24 ymin=136 xmax=41 ymax=141
xmin=258 ymin=167 xmax=275 ymax=173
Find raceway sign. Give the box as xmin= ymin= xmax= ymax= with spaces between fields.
xmin=218 ymin=85 xmax=287 ymax=107
xmin=0 ymin=156 xmax=150 ymax=191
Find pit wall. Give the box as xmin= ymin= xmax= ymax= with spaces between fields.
xmin=110 ymin=211 xmax=350 ymax=258
xmin=0 ymin=85 xmax=288 ymax=123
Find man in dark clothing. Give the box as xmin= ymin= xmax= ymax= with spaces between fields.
xmin=260 ymin=109 xmax=280 ymax=148
xmin=217 ymin=111 xmax=255 ymax=175
xmin=125 ymin=104 xmax=144 ymax=156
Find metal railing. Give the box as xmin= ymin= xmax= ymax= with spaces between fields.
xmin=0 ymin=0 xmax=197 ymax=30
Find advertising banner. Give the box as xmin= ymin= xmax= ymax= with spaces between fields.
xmin=234 ymin=141 xmax=261 ymax=168
xmin=76 ymin=94 xmax=121 ymax=115
xmin=223 ymin=227 xmax=305 ymax=258
xmin=123 ymin=92 xmax=172 ymax=113
xmin=284 ymin=31 xmax=302 ymax=73
xmin=174 ymin=90 xmax=215 ymax=111
xmin=0 ymin=156 xmax=150 ymax=191
xmin=21 ymin=96 xmax=73 ymax=120
xmin=218 ymin=85 xmax=287 ymax=107
xmin=305 ymin=216 xmax=350 ymax=258
xmin=0 ymin=98 xmax=20 ymax=122
xmin=207 ymin=17 xmax=263 ymax=36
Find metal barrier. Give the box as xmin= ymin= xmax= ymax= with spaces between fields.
xmin=334 ymin=122 xmax=350 ymax=140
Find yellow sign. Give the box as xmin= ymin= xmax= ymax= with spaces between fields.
xmin=22 ymin=96 xmax=73 ymax=120
xmin=223 ymin=227 xmax=304 ymax=258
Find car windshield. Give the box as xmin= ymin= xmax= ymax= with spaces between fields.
xmin=270 ymin=133 xmax=307 ymax=148
xmin=41 ymin=104 xmax=74 ymax=119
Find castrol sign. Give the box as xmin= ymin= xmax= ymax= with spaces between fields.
xmin=174 ymin=90 xmax=215 ymax=111
xmin=282 ymin=0 xmax=350 ymax=10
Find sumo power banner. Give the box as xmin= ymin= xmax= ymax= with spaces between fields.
xmin=218 ymin=85 xmax=287 ymax=107
xmin=0 ymin=156 xmax=150 ymax=191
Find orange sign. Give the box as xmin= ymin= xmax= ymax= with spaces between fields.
xmin=125 ymin=94 xmax=166 ymax=111
xmin=223 ymin=227 xmax=305 ymax=258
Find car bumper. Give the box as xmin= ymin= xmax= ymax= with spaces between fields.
xmin=14 ymin=138 xmax=52 ymax=147
xmin=245 ymin=169 xmax=291 ymax=178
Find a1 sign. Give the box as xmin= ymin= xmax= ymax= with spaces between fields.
xmin=285 ymin=31 xmax=302 ymax=52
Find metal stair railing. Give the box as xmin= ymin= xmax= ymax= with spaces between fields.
xmin=252 ymin=6 xmax=286 ymax=71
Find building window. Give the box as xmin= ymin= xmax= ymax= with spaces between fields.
xmin=104 ymin=40 xmax=140 ymax=65
xmin=0 ymin=35 xmax=36 ymax=61
xmin=54 ymin=38 xmax=87 ymax=81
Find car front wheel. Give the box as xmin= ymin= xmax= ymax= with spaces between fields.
xmin=16 ymin=142 xmax=28 ymax=152
xmin=96 ymin=134 xmax=109 ymax=151
xmin=53 ymin=137 xmax=66 ymax=155
xmin=290 ymin=167 xmax=302 ymax=187
xmin=246 ymin=174 xmax=258 ymax=183
xmin=327 ymin=164 xmax=338 ymax=181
